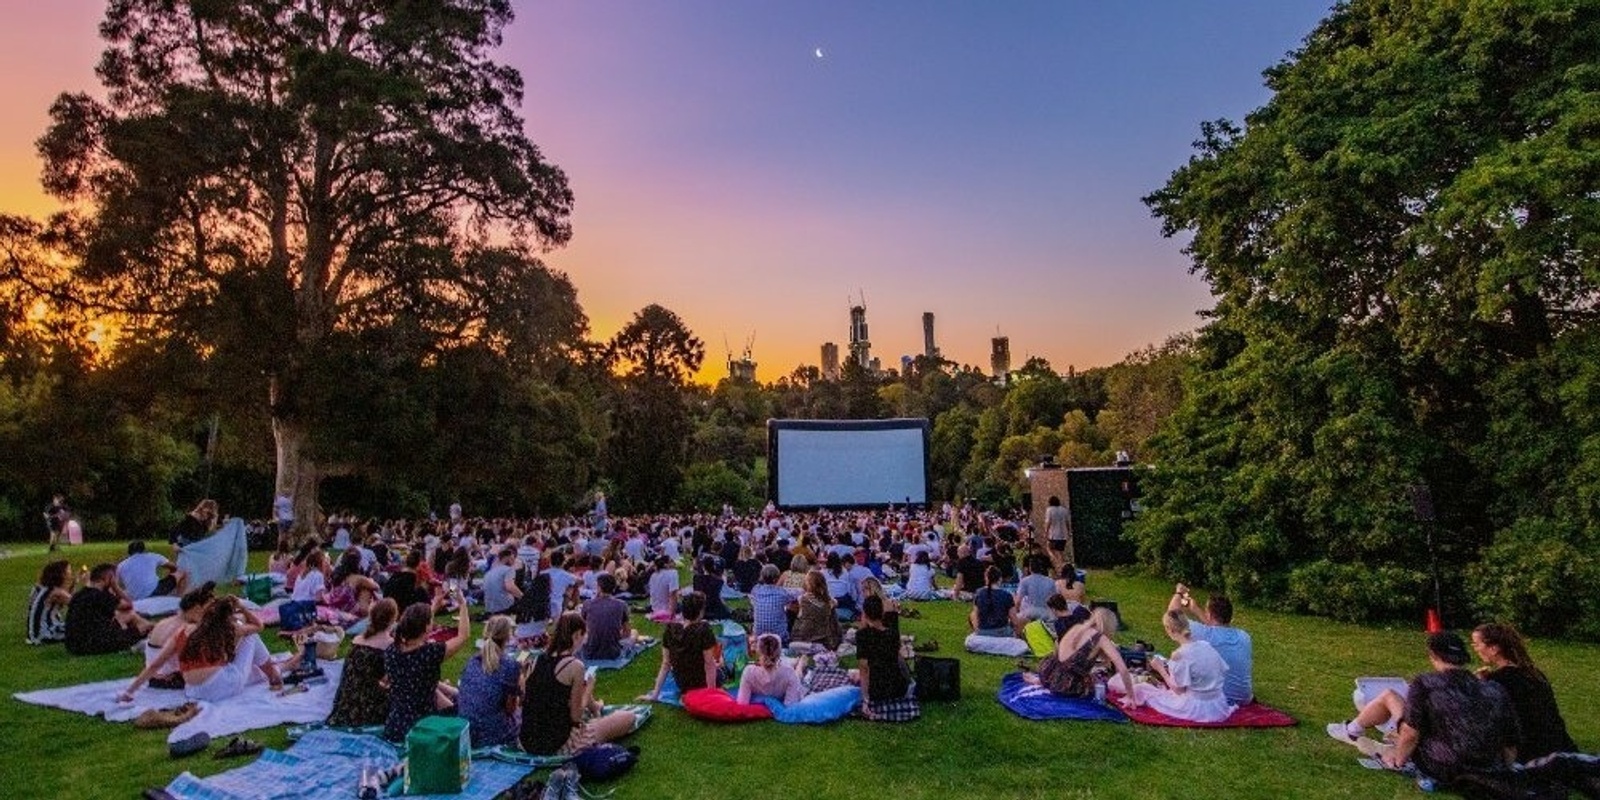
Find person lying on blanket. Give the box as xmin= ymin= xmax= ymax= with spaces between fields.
xmin=1023 ymin=607 xmax=1138 ymax=707
xmin=1326 ymin=631 xmax=1519 ymax=790
xmin=120 ymin=594 xmax=290 ymax=703
xmin=1130 ymin=610 xmax=1235 ymax=723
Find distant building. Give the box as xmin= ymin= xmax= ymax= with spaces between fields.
xmin=727 ymin=353 xmax=756 ymax=383
xmin=901 ymin=355 xmax=914 ymax=374
xmin=922 ymin=312 xmax=940 ymax=360
xmin=821 ymin=342 xmax=840 ymax=381
xmin=991 ymin=336 xmax=1011 ymax=383
xmin=849 ymin=303 xmax=872 ymax=369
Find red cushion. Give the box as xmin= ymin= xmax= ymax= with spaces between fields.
xmin=681 ymin=688 xmax=773 ymax=723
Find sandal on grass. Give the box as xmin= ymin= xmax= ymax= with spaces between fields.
xmin=214 ymin=736 xmax=263 ymax=759
xmin=168 ymin=732 xmax=211 ymax=758
xmin=913 ymin=639 xmax=940 ymax=653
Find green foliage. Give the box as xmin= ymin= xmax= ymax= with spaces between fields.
xmin=675 ymin=460 xmax=762 ymax=512
xmin=1138 ymin=0 xmax=1600 ymax=636
xmin=1468 ymin=518 xmax=1600 ymax=641
xmin=1285 ymin=560 xmax=1429 ymax=623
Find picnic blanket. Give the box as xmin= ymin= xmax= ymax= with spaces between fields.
xmin=163 ymin=729 xmax=533 ymax=800
xmin=995 ymin=672 xmax=1128 ymax=723
xmin=1115 ymin=693 xmax=1296 ymax=728
xmin=583 ymin=636 xmax=659 ymax=671
xmin=135 ymin=596 xmax=262 ymax=618
xmin=13 ymin=659 xmax=343 ymax=744
xmin=177 ymin=517 xmax=249 ymax=588
xmin=965 ymin=633 xmax=1032 ymax=657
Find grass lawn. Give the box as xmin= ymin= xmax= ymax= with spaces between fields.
xmin=2 ymin=541 xmax=1595 ymax=799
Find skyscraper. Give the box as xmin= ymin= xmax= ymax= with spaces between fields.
xmin=922 ymin=312 xmax=940 ymax=360
xmin=849 ymin=302 xmax=871 ymax=368
xmin=821 ymin=342 xmax=840 ymax=381
xmin=991 ymin=336 xmax=1011 ymax=382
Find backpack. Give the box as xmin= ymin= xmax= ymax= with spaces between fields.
xmin=571 ymin=744 xmax=639 ymax=782
xmin=516 ymin=573 xmax=552 ymax=624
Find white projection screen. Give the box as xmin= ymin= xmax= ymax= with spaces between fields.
xmin=767 ymin=419 xmax=930 ymax=509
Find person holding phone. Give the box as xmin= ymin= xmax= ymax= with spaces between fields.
xmin=519 ymin=612 xmax=639 ymax=756
xmin=381 ymin=588 xmax=471 ymax=742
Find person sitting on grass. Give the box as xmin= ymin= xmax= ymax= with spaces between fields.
xmin=902 ymin=550 xmax=942 ymax=601
xmin=580 ymin=573 xmax=633 ymax=662
xmin=520 ymin=612 xmax=639 ymax=756
xmin=26 ymin=560 xmax=73 ymax=646
xmin=641 ymin=591 xmax=722 ymax=701
xmin=645 ymin=554 xmax=679 ymax=618
xmin=854 ymin=595 xmax=918 ymax=722
xmin=1470 ymin=623 xmax=1578 ymax=763
xmin=736 ymin=633 xmax=806 ymax=706
xmin=790 ymin=570 xmax=843 ymax=652
xmin=693 ymin=554 xmax=733 ymax=621
xmin=142 ymin=582 xmax=217 ymax=685
xmin=1326 ymin=631 xmax=1519 ymax=789
xmin=1013 ymin=554 xmax=1056 ymax=631
xmin=383 ymin=589 xmax=471 ymax=742
xmin=325 ymin=549 xmax=380 ymax=617
xmin=116 ymin=540 xmax=187 ymax=602
xmin=968 ymin=565 xmax=1016 ymax=639
xmin=1167 ymin=583 xmax=1253 ymax=705
xmin=779 ymin=555 xmax=810 ymax=593
xmin=1132 ymin=610 xmax=1235 ymax=723
xmin=749 ymin=564 xmax=795 ymax=644
xmin=1023 ymin=606 xmax=1138 ymax=706
xmin=66 ymin=564 xmax=154 ymax=656
xmin=327 ymin=598 xmax=397 ymax=727
xmin=120 ymin=594 xmax=285 ymax=703
xmin=457 ymin=615 xmax=522 ymax=748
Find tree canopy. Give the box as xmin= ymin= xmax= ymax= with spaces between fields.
xmin=1137 ymin=0 xmax=1600 ymax=637
xmin=28 ymin=0 xmax=584 ymax=535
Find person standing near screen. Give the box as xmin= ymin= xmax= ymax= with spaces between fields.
xmin=1045 ymin=496 xmax=1073 ymax=568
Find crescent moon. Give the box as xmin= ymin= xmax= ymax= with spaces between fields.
xmin=814 ymin=47 xmax=824 ymax=59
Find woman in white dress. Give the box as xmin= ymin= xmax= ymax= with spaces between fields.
xmin=1133 ymin=610 xmax=1236 ymax=723
xmin=902 ymin=551 xmax=942 ymax=601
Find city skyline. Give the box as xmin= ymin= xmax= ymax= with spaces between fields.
xmin=0 ymin=2 xmax=1334 ymax=382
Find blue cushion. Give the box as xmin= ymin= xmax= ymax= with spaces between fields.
xmin=757 ymin=685 xmax=862 ymax=724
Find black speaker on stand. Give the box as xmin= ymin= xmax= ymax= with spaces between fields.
xmin=1408 ymin=484 xmax=1443 ymax=631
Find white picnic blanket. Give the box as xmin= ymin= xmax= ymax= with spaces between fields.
xmin=135 ymin=596 xmax=262 ymax=618
xmin=13 ymin=659 xmax=343 ymax=744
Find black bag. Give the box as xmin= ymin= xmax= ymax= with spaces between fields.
xmin=914 ymin=656 xmax=961 ymax=701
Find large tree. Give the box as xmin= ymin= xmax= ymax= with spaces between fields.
xmin=1139 ymin=0 xmax=1600 ymax=633
xmin=605 ymin=304 xmax=704 ymax=512
xmin=32 ymin=0 xmax=578 ymax=535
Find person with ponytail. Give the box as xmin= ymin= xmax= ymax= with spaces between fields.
xmin=1471 ymin=623 xmax=1578 ymax=761
xmin=382 ymin=587 xmax=470 ymax=742
xmin=458 ymin=615 xmax=522 ymax=747
xmin=735 ymin=633 xmax=805 ymax=706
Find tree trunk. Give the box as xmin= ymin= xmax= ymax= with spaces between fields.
xmin=270 ymin=376 xmax=321 ymax=548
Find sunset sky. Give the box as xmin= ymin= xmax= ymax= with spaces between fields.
xmin=0 ymin=2 xmax=1332 ymax=382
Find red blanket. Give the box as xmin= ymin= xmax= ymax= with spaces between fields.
xmin=1120 ymin=699 xmax=1295 ymax=728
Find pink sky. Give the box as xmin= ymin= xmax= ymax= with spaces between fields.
xmin=0 ymin=2 xmax=1330 ymax=382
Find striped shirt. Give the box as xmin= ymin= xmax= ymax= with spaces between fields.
xmin=27 ymin=585 xmax=66 ymax=645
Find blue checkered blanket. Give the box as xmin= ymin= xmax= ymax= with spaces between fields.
xmin=162 ymin=730 xmax=534 ymax=800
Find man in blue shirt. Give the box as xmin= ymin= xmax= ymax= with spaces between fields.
xmin=1169 ymin=583 xmax=1253 ymax=705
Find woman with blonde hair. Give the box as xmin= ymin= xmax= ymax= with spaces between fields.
xmin=736 ymin=633 xmax=805 ymax=706
xmin=457 ymin=615 xmax=523 ymax=747
xmin=1024 ymin=607 xmax=1139 ymax=708
xmin=1132 ymin=610 xmax=1234 ymax=722
xmin=779 ymin=555 xmax=810 ymax=593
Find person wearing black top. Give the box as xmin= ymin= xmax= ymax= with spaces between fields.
xmin=1470 ymin=623 xmax=1578 ymax=761
xmin=65 ymin=564 xmax=154 ymax=655
xmin=855 ymin=595 xmax=914 ymax=721
xmin=169 ymin=499 xmax=219 ymax=548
